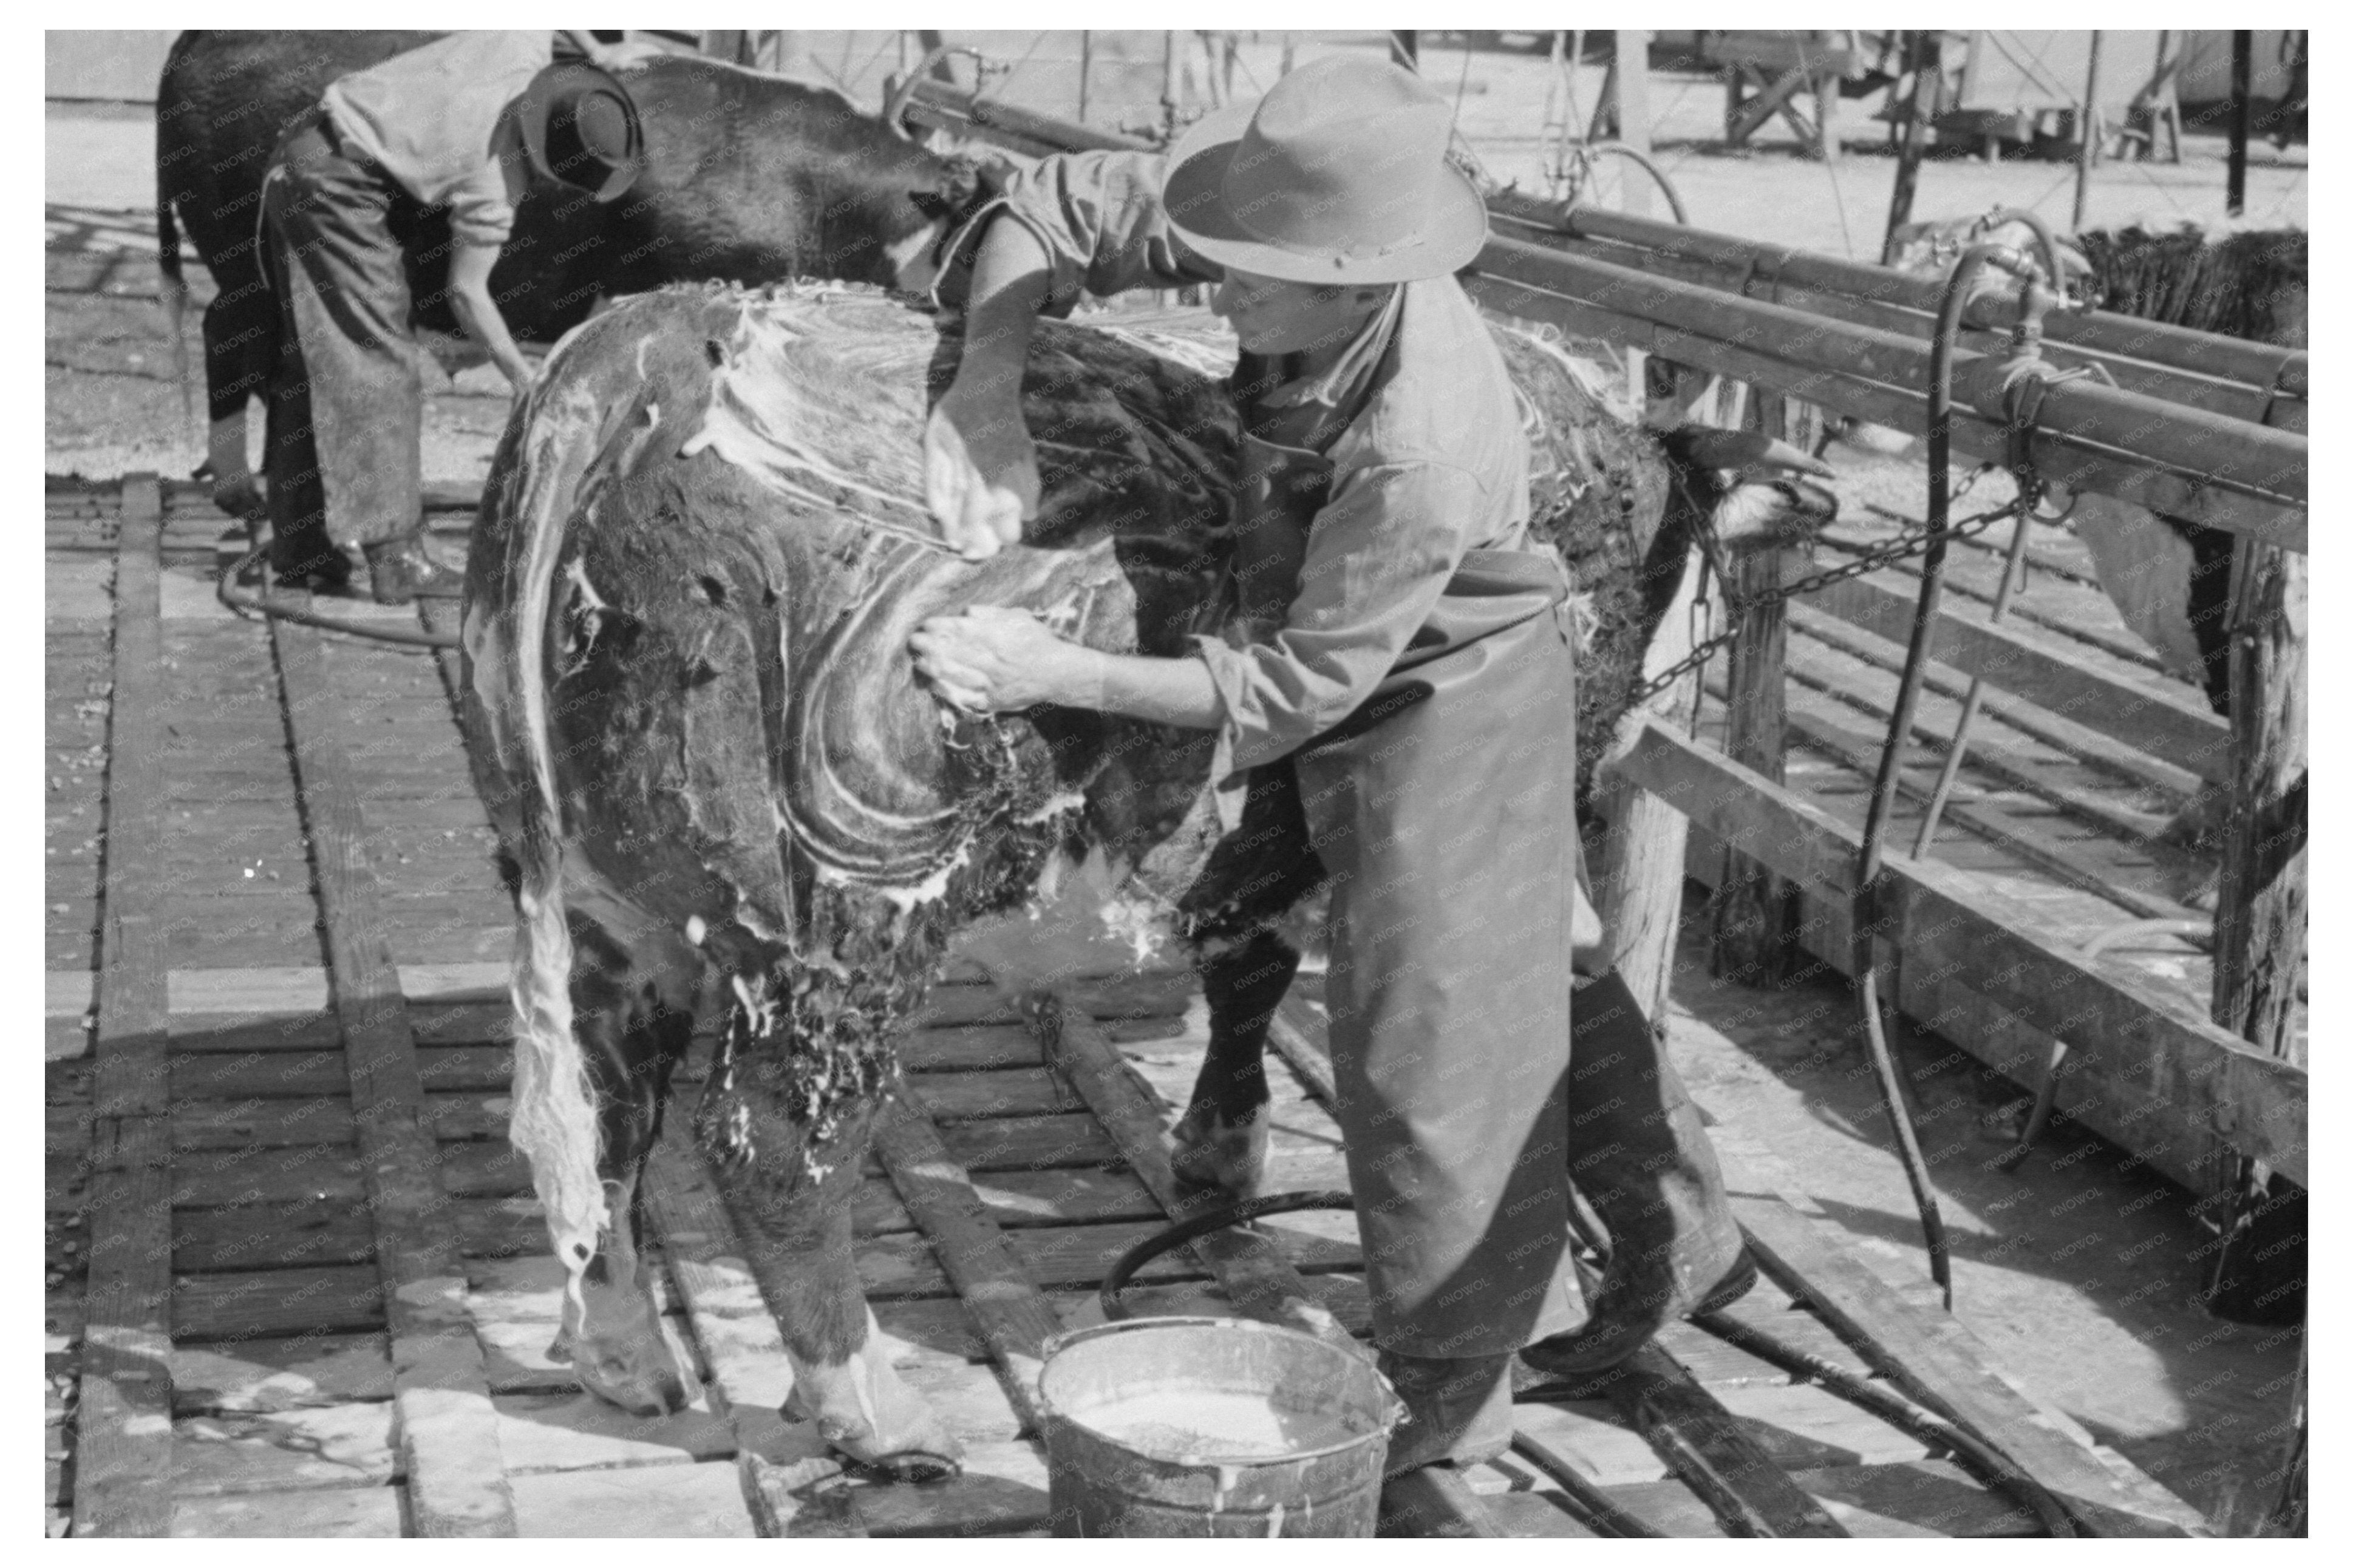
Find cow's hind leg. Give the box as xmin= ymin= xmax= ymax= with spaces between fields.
xmin=696 ymin=975 xmax=961 ymax=1480
xmin=199 ymin=294 xmax=271 ymax=522
xmin=556 ymin=909 xmax=704 ymax=1417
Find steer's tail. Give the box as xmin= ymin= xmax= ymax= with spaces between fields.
xmin=506 ymin=822 xmax=605 ymax=1298
xmin=156 ymin=158 xmax=197 ymax=446
xmin=471 ymin=404 xmax=613 ymax=1310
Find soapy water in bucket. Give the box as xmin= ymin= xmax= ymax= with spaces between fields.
xmin=1077 ymin=1388 xmax=1373 ymax=1462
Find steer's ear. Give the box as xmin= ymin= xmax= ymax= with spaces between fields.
xmin=1671 ymin=427 xmax=1833 ymax=479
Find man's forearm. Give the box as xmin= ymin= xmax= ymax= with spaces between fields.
xmin=1073 ymin=648 xmax=1225 ymax=730
xmin=448 ymin=240 xmax=531 ymax=384
xmin=954 ymin=219 xmax=1054 ymax=402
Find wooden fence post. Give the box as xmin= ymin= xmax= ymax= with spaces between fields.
xmin=1591 ymin=545 xmax=1708 ymax=1039
xmin=1613 ymin=31 xmax=1653 ymax=217
xmin=2071 ymin=30 xmax=2105 ymax=232
xmin=1881 ymin=33 xmax=1941 ymax=262
xmin=1709 ymin=390 xmax=1800 ymax=985
xmin=2205 ymin=539 xmax=2307 ymax=1320
xmin=1161 ymin=30 xmax=1180 ymax=138
xmin=2227 ymin=30 xmax=2253 ymax=216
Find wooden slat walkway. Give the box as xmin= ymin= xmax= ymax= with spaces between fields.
xmin=46 ymin=479 xmax=2212 ymax=1536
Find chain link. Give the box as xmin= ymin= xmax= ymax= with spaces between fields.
xmin=1624 ymin=502 xmax=2018 ymax=705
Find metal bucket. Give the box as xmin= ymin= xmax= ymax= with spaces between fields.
xmin=1037 ymin=1317 xmax=1405 ymax=1538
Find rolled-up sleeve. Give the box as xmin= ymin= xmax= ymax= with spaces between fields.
xmin=1191 ymin=459 xmax=1484 ymax=779
xmin=446 ymin=158 xmax=517 ymax=249
xmin=936 ymin=151 xmax=1223 ymax=315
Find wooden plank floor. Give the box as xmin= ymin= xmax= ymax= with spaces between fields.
xmin=46 ymin=482 xmax=2210 ymax=1536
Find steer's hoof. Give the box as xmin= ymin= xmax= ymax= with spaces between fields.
xmin=1169 ymin=1105 xmax=1268 ymax=1203
xmin=568 ymin=1320 xmax=704 ymax=1417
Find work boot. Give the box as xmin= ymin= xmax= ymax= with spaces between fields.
xmin=268 ymin=529 xmax=353 ymax=596
xmin=1520 ymin=968 xmax=1755 ymax=1380
xmin=1375 ymin=1349 xmax=1516 ymax=1476
xmin=363 ymin=536 xmax=465 ymax=605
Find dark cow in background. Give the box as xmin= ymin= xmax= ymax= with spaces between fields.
xmin=457 ymin=283 xmax=1835 ymax=1467
xmin=156 ymin=32 xmax=986 ymax=515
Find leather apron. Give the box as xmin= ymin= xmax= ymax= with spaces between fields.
xmin=1228 ymin=424 xmax=1599 ymax=1358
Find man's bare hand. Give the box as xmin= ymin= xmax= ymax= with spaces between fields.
xmin=923 ymin=386 xmax=1039 ymax=560
xmin=910 ymin=605 xmax=1091 ymax=714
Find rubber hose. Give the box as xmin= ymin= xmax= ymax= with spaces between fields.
xmin=1849 ymin=245 xmax=2020 ymax=1312
xmin=1097 ymin=1190 xmax=1355 ymax=1323
xmin=1978 ymin=207 xmax=2070 ymax=306
xmin=215 ymin=545 xmax=461 ymax=651
xmin=1581 ymin=142 xmax=1692 ymax=226
xmin=217 ymin=579 xmax=460 ymax=650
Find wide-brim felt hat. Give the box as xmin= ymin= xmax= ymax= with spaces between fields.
xmin=513 ymin=60 xmax=644 ymax=202
xmin=1160 ymin=53 xmax=1488 ymax=285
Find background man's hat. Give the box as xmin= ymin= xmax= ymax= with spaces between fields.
xmin=1160 ymin=54 xmax=1487 ymax=285
xmin=514 ymin=61 xmax=644 ymax=202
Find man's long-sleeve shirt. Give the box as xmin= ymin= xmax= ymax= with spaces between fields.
xmin=321 ymin=30 xmax=548 ymax=248
xmin=942 ymin=151 xmax=1536 ymax=779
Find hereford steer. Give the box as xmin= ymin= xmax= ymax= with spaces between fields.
xmin=157 ymin=33 xmax=985 ymax=516
xmin=458 ymin=283 xmax=1834 ymax=1471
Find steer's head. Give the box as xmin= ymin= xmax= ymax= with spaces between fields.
xmin=1657 ymin=427 xmax=1841 ymax=557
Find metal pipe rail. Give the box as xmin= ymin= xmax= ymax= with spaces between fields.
xmin=891 ymin=73 xmax=1155 ymax=152
xmin=1461 ymin=268 xmax=2305 ymax=551
xmin=1493 ymin=195 xmax=2309 ymax=403
xmin=894 ymin=67 xmax=2309 ymax=554
xmin=1499 ymin=227 xmax=2305 ymax=433
xmin=1473 ymin=237 xmax=2307 ymax=512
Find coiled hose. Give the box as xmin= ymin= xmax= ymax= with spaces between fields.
xmin=215 ymin=536 xmax=461 ymax=651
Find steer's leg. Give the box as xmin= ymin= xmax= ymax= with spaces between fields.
xmin=556 ymin=909 xmax=704 ymax=1417
xmin=1171 ymin=759 xmax=1329 ymax=1200
xmin=696 ymin=976 xmax=962 ymax=1481
xmin=199 ymin=295 xmax=269 ymax=523
xmin=1174 ymin=928 xmax=1299 ymax=1198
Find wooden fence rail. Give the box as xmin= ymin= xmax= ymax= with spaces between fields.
xmin=1500 ymin=199 xmax=2308 ymax=402
xmin=1610 ymin=719 xmax=2307 ymax=1192
xmin=1488 ymin=222 xmax=2305 ymax=433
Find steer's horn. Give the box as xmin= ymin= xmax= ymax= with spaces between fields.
xmin=1671 ymin=427 xmax=1835 ymax=479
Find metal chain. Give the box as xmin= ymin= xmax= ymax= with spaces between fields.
xmin=1624 ymin=500 xmax=2018 ymax=705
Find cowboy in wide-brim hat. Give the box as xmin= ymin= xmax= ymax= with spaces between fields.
xmin=910 ymin=51 xmax=1753 ymax=1485
xmin=511 ymin=59 xmax=647 ymax=202
xmin=257 ymin=32 xmax=660 ymax=605
xmin=1154 ymin=54 xmax=1488 ymax=283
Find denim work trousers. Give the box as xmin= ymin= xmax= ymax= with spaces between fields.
xmin=262 ymin=116 xmax=427 ymax=559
